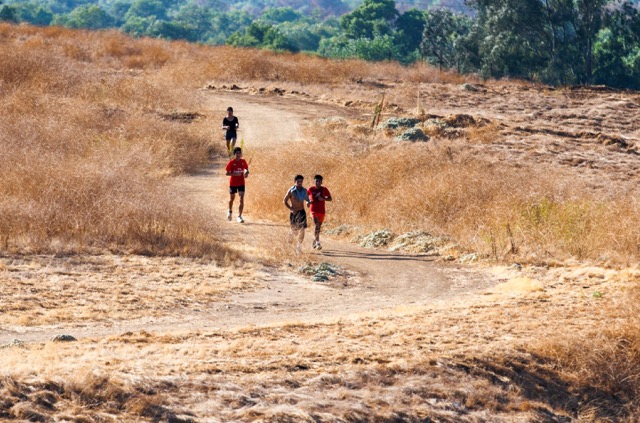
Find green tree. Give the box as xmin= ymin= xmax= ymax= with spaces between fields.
xmin=8 ymin=1 xmax=53 ymax=25
xmin=45 ymin=0 xmax=93 ymax=14
xmin=263 ymin=26 xmax=298 ymax=51
xmin=0 ymin=1 xmax=18 ymax=22
xmin=173 ymin=3 xmax=216 ymax=41
xmin=321 ymin=34 xmax=398 ymax=60
xmin=108 ymin=0 xmax=133 ymax=25
xmin=121 ymin=15 xmax=155 ymax=36
xmin=340 ymin=0 xmax=398 ymax=39
xmin=124 ymin=0 xmax=167 ymax=21
xmin=261 ymin=7 xmax=301 ymax=24
xmin=147 ymin=19 xmax=195 ymax=41
xmin=56 ymin=4 xmax=114 ymax=29
xmin=421 ymin=9 xmax=465 ymax=69
xmin=278 ymin=19 xmax=339 ymax=52
xmin=227 ymin=20 xmax=271 ymax=47
xmin=593 ymin=1 xmax=640 ymax=87
xmin=394 ymin=8 xmax=425 ymax=56
xmin=207 ymin=10 xmax=253 ymax=44
xmin=471 ymin=0 xmax=549 ymax=79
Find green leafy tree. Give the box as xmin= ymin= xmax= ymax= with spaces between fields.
xmin=124 ymin=0 xmax=167 ymax=21
xmin=278 ymin=19 xmax=339 ymax=52
xmin=45 ymin=0 xmax=93 ymax=14
xmin=593 ymin=1 xmax=640 ymax=87
xmin=207 ymin=10 xmax=253 ymax=44
xmin=574 ymin=0 xmax=607 ymax=83
xmin=471 ymin=0 xmax=549 ymax=79
xmin=172 ymin=3 xmax=216 ymax=41
xmin=8 ymin=1 xmax=53 ymax=25
xmin=263 ymin=26 xmax=298 ymax=51
xmin=321 ymin=34 xmax=398 ymax=60
xmin=108 ymin=0 xmax=134 ymax=25
xmin=260 ymin=7 xmax=301 ymax=24
xmin=56 ymin=4 xmax=114 ymax=29
xmin=340 ymin=0 xmax=398 ymax=39
xmin=0 ymin=1 xmax=18 ymax=22
xmin=394 ymin=8 xmax=425 ymax=56
xmin=421 ymin=8 xmax=467 ymax=69
xmin=227 ymin=20 xmax=271 ymax=47
xmin=147 ymin=19 xmax=195 ymax=41
xmin=121 ymin=14 xmax=154 ymax=36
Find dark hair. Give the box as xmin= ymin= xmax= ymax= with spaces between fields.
xmin=294 ymin=174 xmax=304 ymax=181
xmin=314 ymin=174 xmax=323 ymax=181
xmin=227 ymin=107 xmax=233 ymax=112
xmin=233 ymin=147 xmax=242 ymax=154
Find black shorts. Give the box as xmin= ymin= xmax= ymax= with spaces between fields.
xmin=229 ymin=185 xmax=245 ymax=194
xmin=225 ymin=132 xmax=237 ymax=141
xmin=290 ymin=210 xmax=307 ymax=229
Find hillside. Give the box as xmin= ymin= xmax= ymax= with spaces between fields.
xmin=0 ymin=23 xmax=640 ymax=422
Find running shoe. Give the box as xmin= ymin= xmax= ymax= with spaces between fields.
xmin=227 ymin=210 xmax=232 ymax=221
xmin=312 ymin=240 xmax=318 ymax=249
xmin=316 ymin=242 xmax=322 ymax=251
xmin=237 ymin=216 xmax=244 ymax=223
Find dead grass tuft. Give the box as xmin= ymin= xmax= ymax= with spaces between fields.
xmin=533 ymin=287 xmax=640 ymax=417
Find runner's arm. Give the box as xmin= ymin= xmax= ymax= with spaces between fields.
xmin=283 ymin=192 xmax=293 ymax=211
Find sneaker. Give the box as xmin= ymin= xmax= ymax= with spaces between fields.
xmin=316 ymin=242 xmax=322 ymax=251
xmin=237 ymin=216 xmax=244 ymax=223
xmin=312 ymin=240 xmax=318 ymax=249
xmin=227 ymin=210 xmax=232 ymax=221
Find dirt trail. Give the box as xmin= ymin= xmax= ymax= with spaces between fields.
xmin=174 ymin=92 xmax=498 ymax=324
xmin=0 ymin=92 xmax=498 ymax=345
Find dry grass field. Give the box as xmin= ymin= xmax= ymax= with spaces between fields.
xmin=1 ymin=23 xmax=640 ymax=422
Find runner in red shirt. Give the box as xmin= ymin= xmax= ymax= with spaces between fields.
xmin=225 ymin=147 xmax=249 ymax=223
xmin=307 ymin=174 xmax=332 ymax=250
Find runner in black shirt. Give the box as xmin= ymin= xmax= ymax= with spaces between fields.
xmin=222 ymin=106 xmax=239 ymax=154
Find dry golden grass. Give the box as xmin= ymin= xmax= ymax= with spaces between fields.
xmin=0 ymin=255 xmax=260 ymax=327
xmin=0 ymin=22 xmax=479 ymax=257
xmin=0 ymin=25 xmax=223 ymax=257
xmin=251 ymin=121 xmax=640 ymax=264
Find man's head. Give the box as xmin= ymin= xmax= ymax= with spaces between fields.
xmin=294 ymin=174 xmax=304 ymax=187
xmin=227 ymin=107 xmax=234 ymax=115
xmin=233 ymin=147 xmax=242 ymax=157
xmin=314 ymin=174 xmax=323 ymax=187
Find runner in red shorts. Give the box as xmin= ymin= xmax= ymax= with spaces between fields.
xmin=307 ymin=174 xmax=332 ymax=250
xmin=225 ymin=147 xmax=249 ymax=223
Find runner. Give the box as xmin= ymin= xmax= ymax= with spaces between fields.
xmin=222 ymin=106 xmax=239 ymax=154
xmin=283 ymin=174 xmax=310 ymax=253
xmin=308 ymin=174 xmax=332 ymax=250
xmin=225 ymin=147 xmax=249 ymax=223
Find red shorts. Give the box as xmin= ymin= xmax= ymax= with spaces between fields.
xmin=311 ymin=213 xmax=325 ymax=223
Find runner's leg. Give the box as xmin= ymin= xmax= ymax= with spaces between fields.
xmin=314 ymin=216 xmax=322 ymax=243
xmin=238 ymin=191 xmax=245 ymax=216
xmin=228 ymin=192 xmax=235 ymax=214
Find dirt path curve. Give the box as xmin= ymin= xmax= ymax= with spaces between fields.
xmin=173 ymin=91 xmax=498 ymax=325
xmin=0 ymin=92 xmax=498 ymax=346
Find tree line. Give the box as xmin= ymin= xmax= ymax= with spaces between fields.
xmin=1 ymin=0 xmax=639 ymax=88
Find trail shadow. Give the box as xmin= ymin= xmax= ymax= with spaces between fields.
xmin=242 ymin=222 xmax=288 ymax=228
xmin=320 ymin=249 xmax=437 ymax=263
xmin=450 ymin=354 xmax=631 ymax=421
